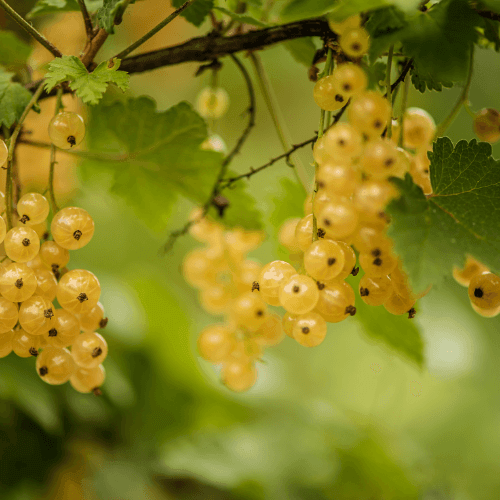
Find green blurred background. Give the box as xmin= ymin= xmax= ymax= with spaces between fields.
xmin=1 ymin=2 xmax=500 ymax=499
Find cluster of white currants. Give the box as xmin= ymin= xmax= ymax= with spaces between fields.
xmin=183 ymin=210 xmax=287 ymax=392
xmin=0 ymin=191 xmax=108 ymax=394
xmin=453 ymin=257 xmax=500 ymax=317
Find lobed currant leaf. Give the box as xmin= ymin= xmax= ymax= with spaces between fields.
xmin=388 ymin=138 xmax=500 ymax=291
xmin=172 ymin=0 xmax=214 ymax=27
xmin=44 ymin=56 xmax=129 ymax=105
xmin=28 ymin=0 xmax=102 ymax=18
xmin=0 ymin=68 xmax=32 ymax=128
xmin=0 ymin=31 xmax=32 ymax=68
xmin=97 ymin=0 xmax=136 ymax=33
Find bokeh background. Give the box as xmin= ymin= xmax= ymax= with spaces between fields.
xmin=1 ymin=2 xmax=500 ymax=499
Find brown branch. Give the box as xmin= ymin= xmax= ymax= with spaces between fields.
xmin=120 ymin=19 xmax=332 ymax=74
xmin=77 ymin=0 xmax=94 ymax=40
xmin=476 ymin=10 xmax=500 ymax=22
xmin=81 ymin=28 xmax=109 ymax=67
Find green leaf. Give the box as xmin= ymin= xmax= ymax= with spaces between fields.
xmin=479 ymin=18 xmax=500 ymax=52
xmin=97 ymin=0 xmax=135 ymax=33
xmin=355 ymin=291 xmax=424 ymax=367
xmin=172 ymin=0 xmax=214 ymax=27
xmin=410 ymin=63 xmax=453 ymax=93
xmin=28 ymin=0 xmax=102 ymax=18
xmin=0 ymin=31 xmax=32 ymax=68
xmin=283 ymin=38 xmax=317 ymax=66
xmin=401 ymin=0 xmax=480 ymax=84
xmin=388 ymin=139 xmax=500 ymax=291
xmin=208 ymin=175 xmax=264 ymax=230
xmin=84 ymin=97 xmax=224 ymax=230
xmin=0 ymin=68 xmax=32 ymax=128
xmin=45 ymin=55 xmax=129 ymax=105
xmin=214 ymin=6 xmax=266 ymax=27
xmin=327 ymin=0 xmax=419 ymax=23
xmin=269 ymin=177 xmax=306 ymax=232
xmin=280 ymin=0 xmax=337 ymax=22
xmin=365 ymin=61 xmax=386 ymax=91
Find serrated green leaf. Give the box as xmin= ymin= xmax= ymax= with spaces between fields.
xmin=45 ymin=55 xmax=129 ymax=105
xmin=214 ymin=6 xmax=266 ymax=27
xmin=388 ymin=139 xmax=500 ymax=291
xmin=401 ymin=0 xmax=480 ymax=84
xmin=0 ymin=31 xmax=32 ymax=68
xmin=28 ymin=0 xmax=102 ymax=18
xmin=97 ymin=0 xmax=135 ymax=33
xmin=365 ymin=6 xmax=406 ymax=62
xmin=355 ymin=288 xmax=424 ymax=367
xmin=0 ymin=68 xmax=32 ymax=128
xmin=283 ymin=38 xmax=317 ymax=66
xmin=208 ymin=174 xmax=264 ymax=230
xmin=84 ymin=97 xmax=224 ymax=230
xmin=172 ymin=0 xmax=214 ymax=27
xmin=410 ymin=63 xmax=453 ymax=93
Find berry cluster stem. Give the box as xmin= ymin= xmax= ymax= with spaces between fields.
xmin=398 ymin=71 xmax=410 ymax=148
xmin=385 ymin=45 xmax=394 ymax=139
xmin=249 ymin=53 xmax=309 ymax=193
xmin=48 ymin=88 xmax=64 ymax=215
xmin=5 ymin=81 xmax=46 ymax=230
xmin=0 ymin=0 xmax=63 ymax=58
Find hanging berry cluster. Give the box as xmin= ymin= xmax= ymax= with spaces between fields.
xmin=0 ymin=112 xmax=108 ymax=395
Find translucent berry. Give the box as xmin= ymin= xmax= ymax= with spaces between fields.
xmin=3 ymin=226 xmax=40 ymax=263
xmin=26 ymin=254 xmax=50 ymax=272
xmin=352 ymin=224 xmax=387 ymax=253
xmin=35 ymin=268 xmax=58 ymax=301
xmin=258 ymin=260 xmax=296 ymax=301
xmin=57 ymin=269 xmax=101 ymax=315
xmin=282 ymin=312 xmax=298 ymax=338
xmin=234 ymin=259 xmax=262 ymax=294
xmin=188 ymin=208 xmax=223 ymax=244
xmin=0 ymin=262 xmax=37 ymax=302
xmin=331 ymin=63 xmax=367 ymax=98
xmin=48 ymin=112 xmax=85 ymax=149
xmin=0 ymin=216 xmax=6 ymax=244
xmin=279 ymin=274 xmax=319 ymax=315
xmin=72 ymin=332 xmax=108 ymax=369
xmin=313 ymin=75 xmax=347 ymax=111
xmin=197 ymin=324 xmax=236 ymax=363
xmin=201 ymin=134 xmax=227 ymax=153
xmin=313 ymin=136 xmax=331 ymax=165
xmin=0 ymin=329 xmax=13 ymax=358
xmin=468 ymin=273 xmax=500 ymax=310
xmin=315 ymin=280 xmax=355 ymax=323
xmin=231 ymin=292 xmax=268 ymax=331
xmin=403 ymin=108 xmax=436 ymax=149
xmin=304 ymin=194 xmax=313 ymax=215
xmin=199 ymin=284 xmax=232 ymax=314
xmin=17 ymin=193 xmax=50 ymax=225
xmin=328 ymin=14 xmax=361 ymax=35
xmin=339 ymin=27 xmax=370 ymax=58
xmin=78 ymin=302 xmax=107 ymax=332
xmin=0 ymin=138 xmax=7 ymax=166
xmin=335 ymin=241 xmax=358 ymax=280
xmin=221 ymin=361 xmax=257 ymax=392
xmin=473 ymin=108 xmax=500 ymax=143
xmin=39 ymin=241 xmax=70 ymax=272
xmin=182 ymin=248 xmax=217 ymax=288
xmin=36 ymin=346 xmax=76 ymax=384
xmin=316 ymin=163 xmax=361 ymax=197
xmin=278 ymin=218 xmax=301 ymax=253
xmin=313 ymin=191 xmax=333 ymax=216
xmin=359 ymin=274 xmax=393 ymax=306
xmin=317 ymin=199 xmax=359 ymax=240
xmin=51 ymin=207 xmax=95 ymax=250
xmin=453 ymin=256 xmax=489 ymax=287
xmin=0 ymin=297 xmax=18 ymax=334
xmin=304 ymin=239 xmax=345 ymax=281
xmin=196 ymin=87 xmax=230 ymax=119
xmin=384 ymin=291 xmax=415 ymax=315
xmin=361 ymin=139 xmax=405 ymax=179
xmin=254 ymin=314 xmax=284 ymax=346
xmin=292 ymin=312 xmax=327 ymax=347
xmin=471 ymin=302 xmax=500 ymax=318
xmin=409 ymin=150 xmax=432 ymax=195
xmin=44 ymin=308 xmax=80 ymax=349
xmin=322 ymin=123 xmax=363 ymax=163
xmin=354 ymin=180 xmax=397 ymax=216
xmin=348 ymin=91 xmax=391 ymax=138
xmin=12 ymin=329 xmax=44 ymax=358
xmin=70 ymin=364 xmax=106 ymax=393
xmin=19 ymin=295 xmax=54 ymax=334
xmin=359 ymin=249 xmax=398 ymax=277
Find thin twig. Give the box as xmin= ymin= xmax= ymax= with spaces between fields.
xmin=81 ymin=28 xmax=109 ymax=67
xmin=398 ymin=72 xmax=410 ymax=148
xmin=48 ymin=88 xmax=64 ymax=215
xmin=114 ymin=0 xmax=198 ymax=60
xmin=386 ymin=45 xmax=394 ymax=139
xmin=5 ymin=82 xmax=46 ymax=230
xmin=249 ymin=52 xmax=309 ymax=192
xmin=388 ymin=58 xmax=413 ymax=95
xmin=435 ymin=48 xmax=474 ymax=137
xmin=162 ymin=54 xmax=256 ymax=253
xmin=0 ymin=0 xmax=63 ymax=58
xmin=77 ymin=0 xmax=94 ymax=40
